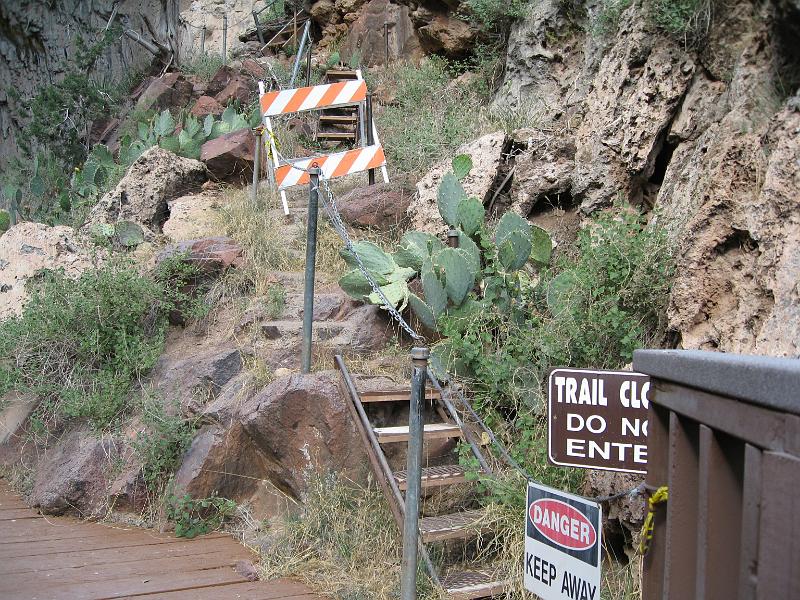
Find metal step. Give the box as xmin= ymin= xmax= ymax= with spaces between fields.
xmin=325 ymin=69 xmax=360 ymax=81
xmin=395 ymin=464 xmax=473 ymax=490
xmin=441 ymin=570 xmax=508 ymax=600
xmin=374 ymin=423 xmax=462 ymax=443
xmin=319 ymin=114 xmax=359 ymax=124
xmin=316 ymin=131 xmax=357 ymax=141
xmin=360 ymin=389 xmax=441 ymax=403
xmin=419 ymin=509 xmax=490 ymax=543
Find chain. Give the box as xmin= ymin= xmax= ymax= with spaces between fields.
xmin=313 ymin=176 xmax=422 ymax=341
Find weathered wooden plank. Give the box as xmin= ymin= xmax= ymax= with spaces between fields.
xmin=136 ymin=580 xmax=317 ymax=600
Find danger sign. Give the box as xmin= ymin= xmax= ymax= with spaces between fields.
xmin=548 ymin=368 xmax=650 ymax=474
xmin=524 ymin=482 xmax=602 ymax=600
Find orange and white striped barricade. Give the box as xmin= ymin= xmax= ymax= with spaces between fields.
xmin=258 ymin=73 xmax=389 ymax=215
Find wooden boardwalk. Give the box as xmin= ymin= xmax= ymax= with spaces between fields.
xmin=0 ymin=482 xmax=318 ymax=600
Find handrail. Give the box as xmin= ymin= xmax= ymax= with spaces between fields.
xmin=335 ymin=354 xmax=441 ymax=588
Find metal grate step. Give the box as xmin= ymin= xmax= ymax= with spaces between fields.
xmin=441 ymin=570 xmax=508 ymax=600
xmin=374 ymin=423 xmax=462 ymax=443
xmin=395 ymin=464 xmax=474 ymax=490
xmin=419 ymin=509 xmax=490 ymax=543
xmin=360 ymin=388 xmax=440 ymax=403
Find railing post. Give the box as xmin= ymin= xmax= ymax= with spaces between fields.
xmin=306 ymin=42 xmax=313 ymax=87
xmin=253 ymin=10 xmax=264 ymax=45
xmin=365 ymin=92 xmax=375 ymax=185
xmin=222 ymin=15 xmax=228 ymax=64
xmin=251 ymin=127 xmax=262 ymax=204
xmin=200 ymin=25 xmax=206 ymax=55
xmin=384 ymin=22 xmax=389 ymax=64
xmin=400 ymin=346 xmax=429 ymax=600
xmin=301 ymin=166 xmax=321 ymax=374
xmin=447 ymin=228 xmax=459 ymax=248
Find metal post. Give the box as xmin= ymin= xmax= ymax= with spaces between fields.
xmin=289 ymin=20 xmax=310 ymax=87
xmin=305 ymin=42 xmax=313 ymax=87
xmin=200 ymin=25 xmax=206 ymax=55
xmin=447 ymin=228 xmax=459 ymax=248
xmin=222 ymin=15 xmax=228 ymax=64
xmin=400 ymin=347 xmax=429 ymax=600
xmin=251 ymin=127 xmax=262 ymax=204
xmin=365 ymin=93 xmax=375 ymax=185
xmin=301 ymin=166 xmax=321 ymax=374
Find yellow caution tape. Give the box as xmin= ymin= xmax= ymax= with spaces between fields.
xmin=638 ymin=486 xmax=668 ymax=556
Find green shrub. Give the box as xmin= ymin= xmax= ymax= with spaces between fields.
xmin=0 ymin=258 xmax=204 ymax=433
xmin=463 ymin=0 xmax=529 ymax=30
xmin=166 ymin=493 xmax=237 ymax=538
xmin=649 ymin=0 xmax=711 ymax=45
xmin=132 ymin=396 xmax=196 ymax=492
xmin=376 ymin=59 xmax=485 ymax=177
xmin=593 ymin=0 xmax=633 ymax=36
xmin=181 ymin=54 xmax=225 ymax=82
xmin=0 ymin=210 xmax=9 ymax=233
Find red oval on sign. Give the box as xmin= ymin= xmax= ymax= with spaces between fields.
xmin=529 ymin=498 xmax=597 ymax=551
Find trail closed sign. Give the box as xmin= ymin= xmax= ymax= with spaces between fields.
xmin=524 ymin=481 xmax=601 ymax=600
xmin=548 ymin=368 xmax=650 ymax=474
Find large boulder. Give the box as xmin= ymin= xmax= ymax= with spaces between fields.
xmin=85 ymin=147 xmax=208 ymax=236
xmin=200 ymin=129 xmax=256 ymax=180
xmin=415 ymin=12 xmax=475 ymax=57
xmin=30 ymin=428 xmax=118 ymax=516
xmin=0 ymin=222 xmax=95 ymax=320
xmin=214 ymin=74 xmax=252 ymax=106
xmin=407 ymin=131 xmax=508 ymax=235
xmin=339 ymin=0 xmax=422 ymax=65
xmin=190 ymin=95 xmax=225 ymax=118
xmin=135 ymin=73 xmax=194 ymax=112
xmin=338 ymin=182 xmax=413 ymax=229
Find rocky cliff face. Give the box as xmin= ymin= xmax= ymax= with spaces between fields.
xmin=497 ymin=0 xmax=800 ymax=356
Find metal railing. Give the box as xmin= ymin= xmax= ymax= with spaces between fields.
xmin=634 ymin=349 xmax=800 ymax=599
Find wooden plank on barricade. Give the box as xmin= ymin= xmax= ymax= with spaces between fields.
xmin=275 ymin=145 xmax=386 ymax=189
xmin=260 ymin=80 xmax=367 ymax=116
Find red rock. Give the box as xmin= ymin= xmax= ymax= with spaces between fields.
xmin=200 ymin=129 xmax=255 ymax=180
xmin=215 ymin=74 xmax=252 ymax=106
xmin=191 ymin=95 xmax=225 ymax=118
xmin=338 ymin=182 xmax=413 ymax=229
xmin=159 ymin=236 xmax=245 ymax=274
xmin=241 ymin=58 xmax=266 ymax=79
xmin=206 ymin=65 xmax=236 ymax=96
xmin=135 ymin=73 xmax=194 ymax=111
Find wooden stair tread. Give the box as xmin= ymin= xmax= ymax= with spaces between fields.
xmin=374 ymin=423 xmax=462 ymax=443
xmin=419 ymin=509 xmax=490 ymax=543
xmin=325 ymin=69 xmax=360 ymax=80
xmin=316 ymin=131 xmax=357 ymax=140
xmin=441 ymin=570 xmax=508 ymax=600
xmin=319 ymin=115 xmax=359 ymax=123
xmin=360 ymin=388 xmax=441 ymax=403
xmin=395 ymin=464 xmax=473 ymax=490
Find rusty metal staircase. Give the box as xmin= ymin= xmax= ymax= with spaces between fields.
xmin=261 ymin=9 xmax=310 ymax=52
xmin=315 ymin=69 xmax=361 ymax=145
xmin=336 ymin=355 xmax=509 ymax=599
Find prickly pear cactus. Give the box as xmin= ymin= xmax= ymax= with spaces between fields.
xmin=457 ymin=197 xmax=484 ymax=237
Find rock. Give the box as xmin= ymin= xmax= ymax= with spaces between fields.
xmin=206 ymin=65 xmax=237 ymax=96
xmin=214 ymin=74 xmax=253 ymax=106
xmin=135 ymin=73 xmax=193 ymax=112
xmin=408 ymin=131 xmax=508 ymax=235
xmin=190 ymin=95 xmax=225 ymax=118
xmin=150 ymin=344 xmax=243 ymax=415
xmin=239 ymin=372 xmax=366 ymax=499
xmin=339 ymin=0 xmax=422 ymax=66
xmin=511 ymin=131 xmax=577 ymax=218
xmin=0 ymin=222 xmax=95 ymax=320
xmin=162 ymin=192 xmax=226 ymax=242
xmin=158 ymin=236 xmax=244 ymax=275
xmin=30 ymin=428 xmax=118 ymax=516
xmin=415 ymin=13 xmax=475 ymax=57
xmin=310 ymin=0 xmax=338 ymax=24
xmin=85 ymin=147 xmax=208 ymax=236
xmin=338 ymin=182 xmax=413 ymax=228
xmin=200 ymin=129 xmax=256 ymax=180
xmin=583 ymin=470 xmax=646 ymax=559
xmin=0 ymin=392 xmax=36 ymax=446
xmin=241 ymin=58 xmax=266 ymax=79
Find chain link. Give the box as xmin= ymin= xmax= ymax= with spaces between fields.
xmin=313 ymin=176 xmax=422 ymax=340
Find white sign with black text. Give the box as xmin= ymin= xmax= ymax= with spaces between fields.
xmin=524 ymin=481 xmax=602 ymax=600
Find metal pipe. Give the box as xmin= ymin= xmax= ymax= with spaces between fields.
xmin=251 ymin=127 xmax=262 ymax=204
xmin=222 ymin=15 xmax=228 ymax=65
xmin=305 ymin=41 xmax=313 ymax=87
xmin=301 ymin=166 xmax=321 ymax=374
xmin=447 ymin=228 xmax=459 ymax=248
xmin=400 ymin=347 xmax=429 ymax=600
xmin=384 ymin=22 xmax=389 ymax=64
xmin=200 ymin=25 xmax=206 ymax=55
xmin=289 ymin=20 xmax=310 ymax=87
xmin=365 ymin=93 xmax=375 ymax=185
